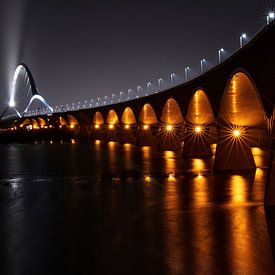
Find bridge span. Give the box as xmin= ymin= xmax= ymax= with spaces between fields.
xmin=2 ymin=21 xmax=275 ymax=205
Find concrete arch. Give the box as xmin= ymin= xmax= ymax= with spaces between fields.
xmin=93 ymin=111 xmax=104 ymax=125
xmin=59 ymin=116 xmax=67 ymax=126
xmin=21 ymin=119 xmax=31 ymax=127
xmin=161 ymin=98 xmax=184 ymax=125
xmin=218 ymin=70 xmax=267 ymax=127
xmin=106 ymin=109 xmax=119 ymax=125
xmin=38 ymin=117 xmax=46 ymax=127
xmin=67 ymin=114 xmax=79 ymax=126
xmin=139 ymin=103 xmax=158 ymax=125
xmin=121 ymin=107 xmax=137 ymax=125
xmin=31 ymin=119 xmax=39 ymax=128
xmin=186 ymin=89 xmax=215 ymax=125
xmin=215 ymin=70 xmax=268 ymax=170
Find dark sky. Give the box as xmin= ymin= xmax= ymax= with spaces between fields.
xmin=0 ymin=0 xmax=273 ymax=108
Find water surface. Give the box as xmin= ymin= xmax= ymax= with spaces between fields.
xmin=0 ymin=141 xmax=274 ymax=274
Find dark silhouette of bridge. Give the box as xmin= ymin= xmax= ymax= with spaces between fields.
xmin=2 ymin=21 xmax=275 ymax=206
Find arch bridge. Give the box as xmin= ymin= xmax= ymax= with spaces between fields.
xmin=3 ymin=22 xmax=275 ymax=205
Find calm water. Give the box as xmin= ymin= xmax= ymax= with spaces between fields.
xmin=0 ymin=141 xmax=274 ymax=274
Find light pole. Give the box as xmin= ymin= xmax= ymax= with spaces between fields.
xmin=158 ymin=78 xmax=163 ymax=92
xmin=127 ymin=89 xmax=132 ymax=100
xmin=111 ymin=93 xmax=116 ymax=103
xmin=267 ymin=12 xmax=275 ymax=25
xmin=185 ymin=67 xmax=190 ymax=81
xmin=137 ymin=86 xmax=141 ymax=98
xmin=218 ymin=48 xmax=224 ymax=64
xmin=200 ymin=59 xmax=206 ymax=74
xmin=147 ymin=82 xmax=152 ymax=96
xmin=240 ymin=33 xmax=247 ymax=48
xmin=170 ymin=73 xmax=175 ymax=86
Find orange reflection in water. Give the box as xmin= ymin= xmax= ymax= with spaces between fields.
xmin=227 ymin=208 xmax=255 ymax=273
xmin=251 ymin=147 xmax=269 ymax=168
xmin=228 ymin=175 xmax=248 ymax=203
xmin=71 ymin=139 xmax=76 ymax=144
xmin=192 ymin=175 xmax=209 ymax=206
xmin=123 ymin=143 xmax=134 ymax=171
xmin=164 ymin=151 xmax=176 ymax=176
xmin=95 ymin=140 xmax=101 ymax=145
xmin=141 ymin=146 xmax=152 ymax=175
xmin=192 ymin=158 xmax=205 ymax=174
xmin=107 ymin=141 xmax=118 ymax=172
xmin=163 ymin=170 xmax=183 ymax=272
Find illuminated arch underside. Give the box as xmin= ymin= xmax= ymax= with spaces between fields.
xmin=121 ymin=107 xmax=136 ymax=124
xmin=93 ymin=112 xmax=104 ymax=125
xmin=106 ymin=110 xmax=119 ymax=125
xmin=67 ymin=114 xmax=79 ymax=126
xmin=186 ymin=89 xmax=215 ymax=125
xmin=161 ymin=98 xmax=184 ymax=124
xmin=219 ymin=72 xmax=266 ymax=127
xmin=139 ymin=104 xmax=158 ymax=124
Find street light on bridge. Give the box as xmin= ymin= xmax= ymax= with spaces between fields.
xmin=240 ymin=33 xmax=247 ymax=48
xmin=267 ymin=12 xmax=275 ymax=25
xmin=185 ymin=67 xmax=190 ymax=81
xmin=147 ymin=82 xmax=152 ymax=96
xmin=157 ymin=78 xmax=163 ymax=92
xmin=170 ymin=73 xmax=176 ymax=86
xmin=218 ymin=48 xmax=224 ymax=64
xmin=137 ymin=86 xmax=141 ymax=98
xmin=200 ymin=59 xmax=206 ymax=74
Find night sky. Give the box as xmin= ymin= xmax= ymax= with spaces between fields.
xmin=0 ymin=0 xmax=273 ymax=109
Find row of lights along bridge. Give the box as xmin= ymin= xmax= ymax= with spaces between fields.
xmin=25 ymin=12 xmax=275 ymax=117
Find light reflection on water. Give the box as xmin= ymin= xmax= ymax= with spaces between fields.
xmin=0 ymin=142 xmax=274 ymax=274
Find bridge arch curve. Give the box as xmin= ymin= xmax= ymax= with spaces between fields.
xmin=67 ymin=114 xmax=79 ymax=127
xmin=161 ymin=97 xmax=184 ymax=125
xmin=106 ymin=109 xmax=119 ymax=125
xmin=218 ymin=69 xmax=267 ymax=127
xmin=59 ymin=116 xmax=68 ymax=126
xmin=214 ymin=69 xmax=268 ymax=170
xmin=121 ymin=107 xmax=137 ymax=125
xmin=186 ymin=89 xmax=215 ymax=125
xmin=139 ymin=103 xmax=158 ymax=125
xmin=93 ymin=111 xmax=104 ymax=125
xmin=8 ymin=63 xmax=53 ymax=117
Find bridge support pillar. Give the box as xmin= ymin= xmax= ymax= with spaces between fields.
xmin=214 ymin=125 xmax=256 ymax=171
xmin=248 ymin=128 xmax=269 ymax=149
xmin=105 ymin=127 xmax=119 ymax=142
xmin=136 ymin=126 xmax=156 ymax=147
xmin=157 ymin=124 xmax=184 ymax=151
xmin=79 ymin=125 xmax=91 ymax=138
xmin=208 ymin=125 xmax=218 ymax=144
xmin=92 ymin=126 xmax=105 ymax=141
xmin=182 ymin=125 xmax=212 ymax=158
xmin=120 ymin=126 xmax=136 ymax=144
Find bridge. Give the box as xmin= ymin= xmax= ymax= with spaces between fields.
xmin=2 ymin=21 xmax=275 ymax=206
